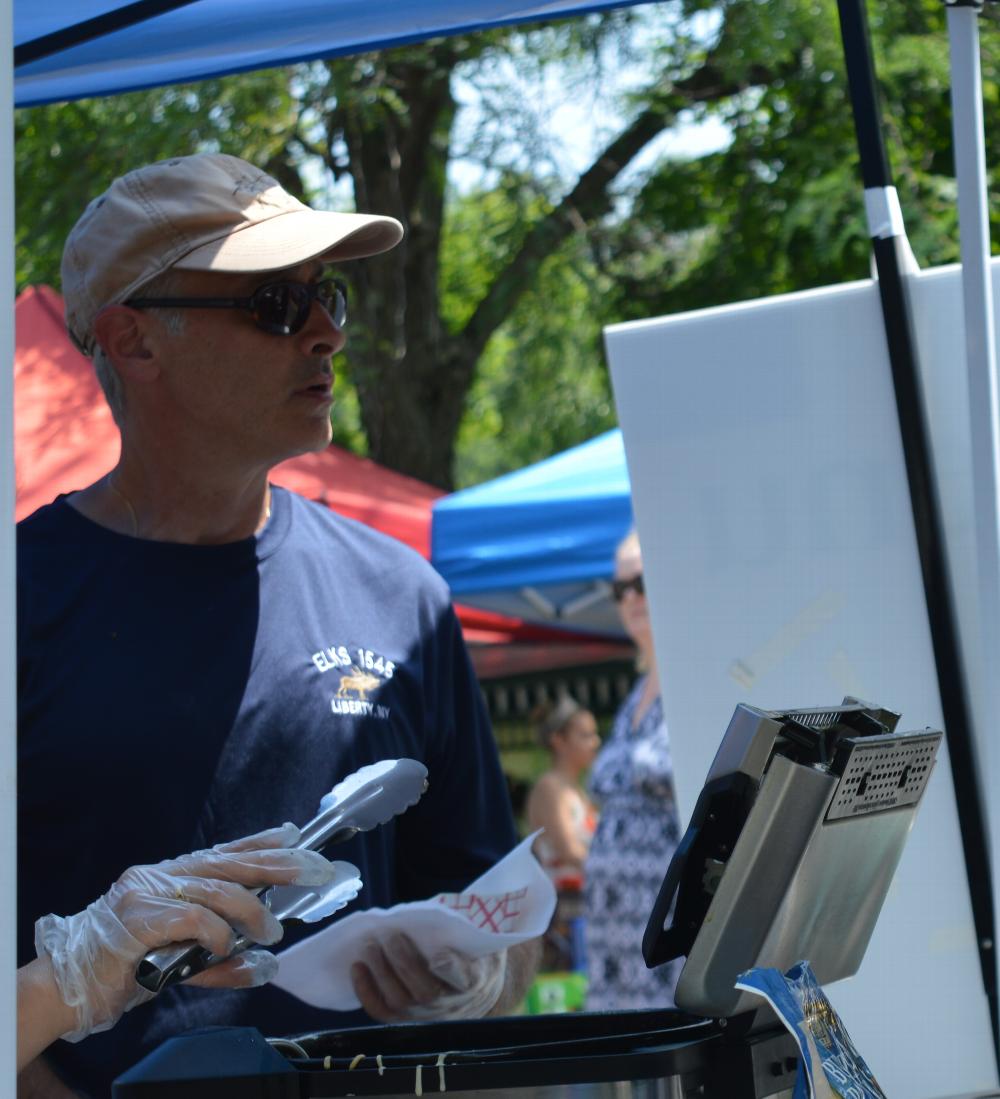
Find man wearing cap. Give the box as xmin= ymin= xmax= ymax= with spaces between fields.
xmin=17 ymin=154 xmax=538 ymax=1097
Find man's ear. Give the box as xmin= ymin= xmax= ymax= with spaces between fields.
xmin=92 ymin=306 xmax=161 ymax=383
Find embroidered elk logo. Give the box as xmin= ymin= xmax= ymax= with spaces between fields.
xmin=336 ymin=666 xmax=382 ymax=700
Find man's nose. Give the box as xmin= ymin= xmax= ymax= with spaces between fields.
xmin=299 ymin=300 xmax=347 ymax=357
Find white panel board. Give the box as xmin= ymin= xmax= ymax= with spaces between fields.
xmin=606 ymin=269 xmax=997 ymax=1098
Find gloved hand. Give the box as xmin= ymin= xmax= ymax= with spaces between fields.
xmin=34 ymin=822 xmax=339 ymax=1043
xmin=351 ymin=932 xmax=507 ymax=1021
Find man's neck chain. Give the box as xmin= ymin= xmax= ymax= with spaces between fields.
xmin=106 ymin=475 xmax=272 ymax=538
xmin=107 ymin=474 xmax=139 ymax=537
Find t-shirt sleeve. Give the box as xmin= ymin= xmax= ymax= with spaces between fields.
xmin=393 ymin=598 xmax=517 ymax=900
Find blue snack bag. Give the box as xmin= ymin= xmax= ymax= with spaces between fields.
xmin=735 ymin=960 xmax=886 ymax=1099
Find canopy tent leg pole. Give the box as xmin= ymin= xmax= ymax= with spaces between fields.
xmin=945 ymin=8 xmax=1000 ymax=1010
xmin=836 ymin=0 xmax=1000 ymax=1066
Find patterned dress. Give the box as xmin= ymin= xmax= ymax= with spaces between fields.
xmin=583 ymin=678 xmax=683 ymax=1010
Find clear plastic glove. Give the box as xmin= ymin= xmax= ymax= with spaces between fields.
xmin=351 ymin=932 xmax=506 ymax=1021
xmin=34 ymin=822 xmax=339 ymax=1043
xmin=411 ymin=946 xmax=507 ymax=1019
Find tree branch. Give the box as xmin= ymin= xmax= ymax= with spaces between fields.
xmin=454 ymin=57 xmax=781 ymax=370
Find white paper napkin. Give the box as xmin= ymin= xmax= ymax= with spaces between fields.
xmin=273 ymin=832 xmax=556 ymax=1011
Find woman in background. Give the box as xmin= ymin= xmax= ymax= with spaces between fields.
xmin=583 ymin=529 xmax=682 ymax=1010
xmin=527 ymin=695 xmax=599 ymax=892
xmin=527 ymin=695 xmax=599 ymax=972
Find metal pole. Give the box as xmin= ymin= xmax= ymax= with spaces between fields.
xmin=836 ymin=0 xmax=1000 ymax=1065
xmin=13 ymin=0 xmax=200 ymax=68
xmin=946 ymin=0 xmax=1000 ymax=1054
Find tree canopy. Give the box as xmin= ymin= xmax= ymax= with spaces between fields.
xmin=15 ymin=0 xmax=997 ymax=488
xmin=602 ymin=0 xmax=999 ymax=320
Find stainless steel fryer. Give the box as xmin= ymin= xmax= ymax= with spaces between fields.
xmin=112 ymin=699 xmax=943 ymax=1099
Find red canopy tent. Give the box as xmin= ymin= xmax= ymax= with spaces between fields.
xmin=14 ymin=285 xmax=631 ymax=679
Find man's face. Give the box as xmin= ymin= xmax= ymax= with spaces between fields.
xmin=141 ymin=260 xmax=345 ymax=468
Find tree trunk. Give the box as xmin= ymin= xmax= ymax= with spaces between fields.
xmin=330 ymin=49 xmax=466 ymax=487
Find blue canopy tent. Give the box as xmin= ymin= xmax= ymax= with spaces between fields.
xmin=14 ymin=1 xmax=648 ymax=107
xmin=431 ymin=429 xmax=632 ymax=637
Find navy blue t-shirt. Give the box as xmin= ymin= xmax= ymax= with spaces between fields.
xmin=18 ymin=486 xmax=516 ymax=1096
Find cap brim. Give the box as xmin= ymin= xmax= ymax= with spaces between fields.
xmin=173 ymin=209 xmax=403 ymax=272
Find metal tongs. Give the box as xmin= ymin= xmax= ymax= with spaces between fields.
xmin=135 ymin=758 xmax=428 ymax=994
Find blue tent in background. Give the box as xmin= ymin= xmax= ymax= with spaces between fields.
xmin=431 ymin=429 xmax=632 ymax=636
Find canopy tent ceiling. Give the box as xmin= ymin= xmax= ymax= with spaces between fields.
xmin=431 ymin=428 xmax=632 ymax=636
xmin=13 ymin=0 xmax=649 ymax=107
xmin=14 ymin=284 xmax=630 ymax=672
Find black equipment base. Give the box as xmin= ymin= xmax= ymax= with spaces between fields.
xmin=113 ymin=1010 xmax=799 ymax=1098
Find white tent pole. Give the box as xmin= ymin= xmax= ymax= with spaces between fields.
xmin=2 ymin=0 xmax=16 ymax=1089
xmin=947 ymin=0 xmax=1000 ymax=999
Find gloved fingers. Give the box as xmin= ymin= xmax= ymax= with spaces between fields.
xmin=144 ymin=819 xmax=303 ymax=879
xmin=378 ymin=934 xmax=456 ymax=1003
xmin=107 ymin=862 xmax=287 ymax=950
xmin=349 ymin=936 xmax=450 ymax=1019
xmin=111 ymin=892 xmax=239 ymax=958
xmin=353 ymin=940 xmax=417 ymax=1015
xmin=213 ymin=822 xmax=301 ymax=853
xmin=164 ymin=846 xmax=338 ymax=889
xmin=184 ymin=950 xmax=279 ymax=989
xmin=349 ymin=949 xmax=406 ymax=1024
xmin=427 ymin=947 xmax=477 ymax=992
xmin=350 ymin=959 xmax=396 ymax=1022
xmin=154 ymin=875 xmax=284 ymax=946
xmin=406 ymin=949 xmax=508 ymax=1022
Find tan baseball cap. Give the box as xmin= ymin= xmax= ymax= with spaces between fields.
xmin=61 ymin=153 xmax=404 ymax=354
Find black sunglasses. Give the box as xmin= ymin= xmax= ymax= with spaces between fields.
xmin=612 ymin=573 xmax=645 ymax=602
xmin=125 ymin=277 xmax=348 ymax=336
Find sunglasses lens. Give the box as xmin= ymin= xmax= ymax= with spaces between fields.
xmin=249 ymin=280 xmax=347 ymax=335
xmin=317 ymin=280 xmax=347 ymax=329
xmin=252 ymin=283 xmax=310 ymax=335
xmin=613 ymin=574 xmax=644 ymax=602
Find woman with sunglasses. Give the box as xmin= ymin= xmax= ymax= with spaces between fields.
xmin=582 ymin=529 xmax=683 ymax=1010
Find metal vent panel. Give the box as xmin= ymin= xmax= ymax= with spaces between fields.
xmin=826 ymin=731 xmax=942 ymax=820
xmin=780 ymin=707 xmax=849 ymax=728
